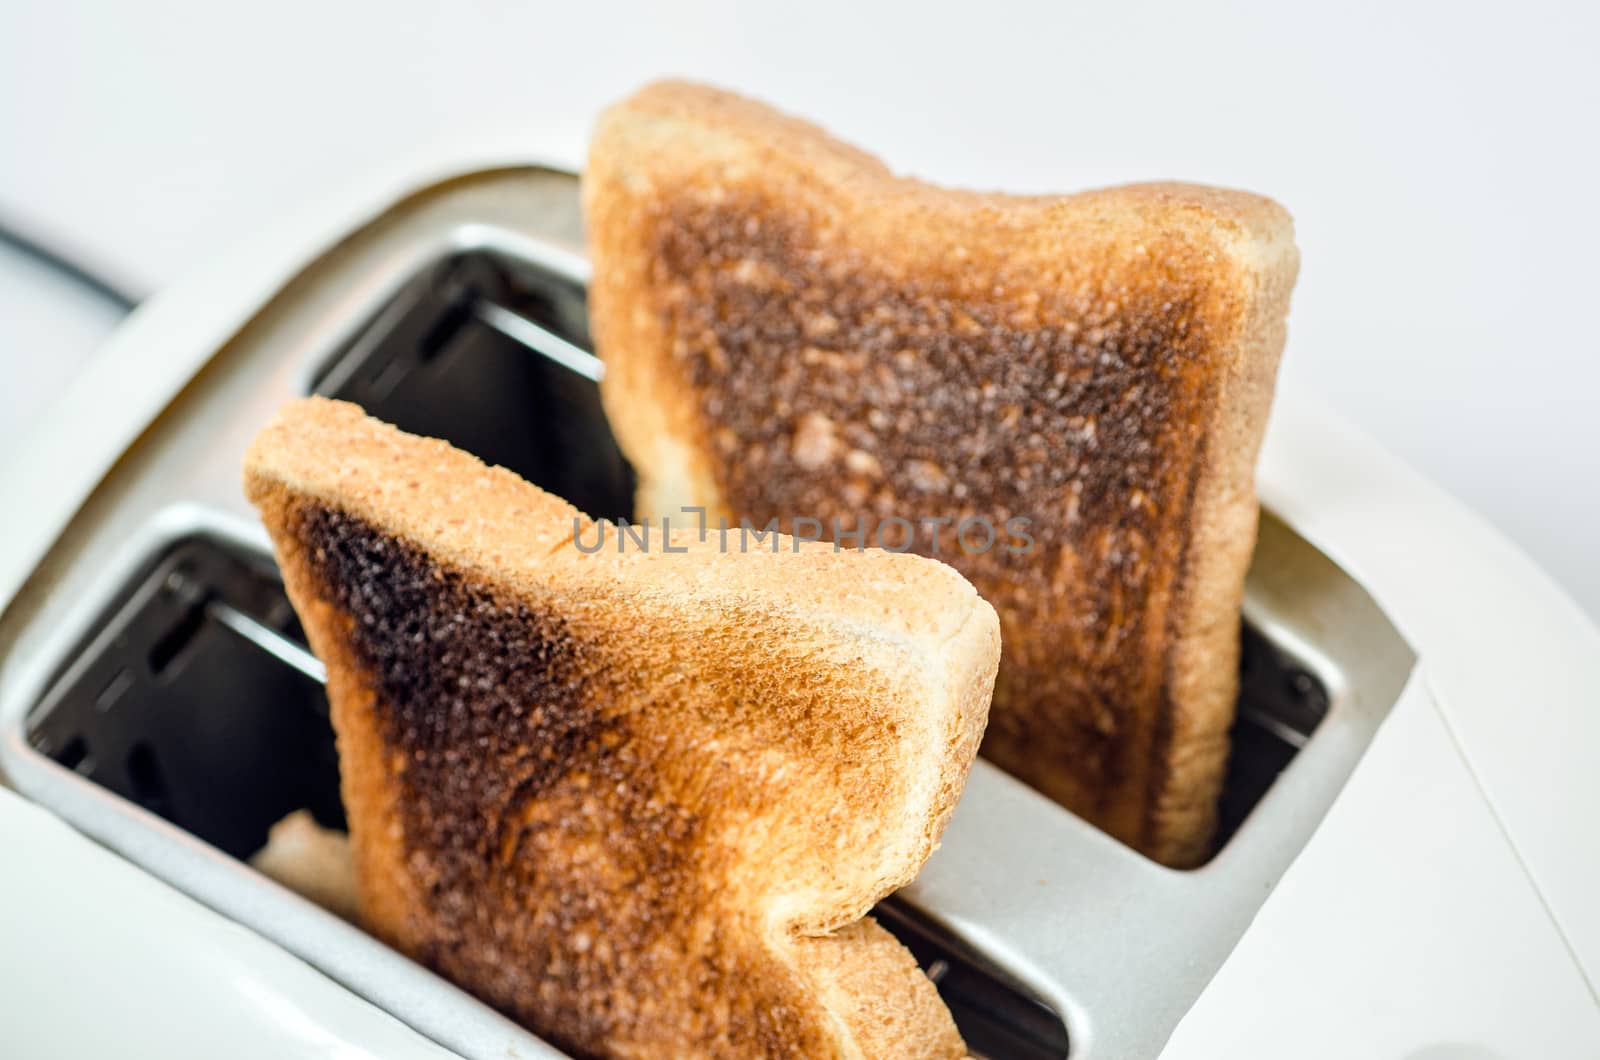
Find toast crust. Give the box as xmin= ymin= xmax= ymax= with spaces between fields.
xmin=585 ymin=81 xmax=1297 ymax=865
xmin=245 ymin=397 xmax=997 ymax=1058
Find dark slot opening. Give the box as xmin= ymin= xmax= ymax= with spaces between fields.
xmin=29 ymin=539 xmax=344 ymax=859
xmin=1211 ymin=624 xmax=1331 ymax=852
xmin=309 ymin=249 xmax=634 ymax=524
xmin=876 ymin=900 xmax=1070 ymax=1058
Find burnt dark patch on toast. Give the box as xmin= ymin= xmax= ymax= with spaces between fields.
xmin=648 ymin=195 xmax=1217 ymax=842
xmin=296 ymin=503 xmax=599 ymax=875
xmin=292 ymin=502 xmax=827 ymax=1056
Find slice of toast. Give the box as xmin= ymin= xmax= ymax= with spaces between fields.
xmin=244 ymin=397 xmax=998 ymax=1059
xmin=584 ymin=81 xmax=1297 ymax=866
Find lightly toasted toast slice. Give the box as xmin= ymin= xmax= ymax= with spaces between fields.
xmin=584 ymin=80 xmax=1298 ymax=867
xmin=244 ymin=397 xmax=998 ymax=1059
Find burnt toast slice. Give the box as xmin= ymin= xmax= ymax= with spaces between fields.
xmin=244 ymin=397 xmax=998 ymax=1059
xmin=584 ymin=81 xmax=1298 ymax=866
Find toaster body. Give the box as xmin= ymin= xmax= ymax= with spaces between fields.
xmin=1 ymin=166 xmax=1595 ymax=1059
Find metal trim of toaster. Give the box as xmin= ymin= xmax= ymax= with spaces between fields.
xmin=0 ymin=166 xmax=1416 ymax=1060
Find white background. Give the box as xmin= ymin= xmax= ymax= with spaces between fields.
xmin=2 ymin=0 xmax=1596 ymax=617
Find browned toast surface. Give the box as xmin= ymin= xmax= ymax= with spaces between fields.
xmin=244 ymin=397 xmax=997 ymax=1059
xmin=585 ymin=81 xmax=1297 ymax=865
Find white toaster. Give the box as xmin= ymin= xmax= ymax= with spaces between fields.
xmin=1 ymin=163 xmax=1595 ymax=1060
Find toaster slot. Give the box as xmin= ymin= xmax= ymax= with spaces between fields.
xmin=311 ymin=251 xmax=634 ymax=524
xmin=1213 ymin=623 xmax=1329 ymax=848
xmin=24 ymin=533 xmax=1070 ymax=1058
xmin=27 ymin=539 xmax=345 ymax=859
xmin=876 ymin=899 xmax=1072 ymax=1059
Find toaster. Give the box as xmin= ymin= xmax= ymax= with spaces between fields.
xmin=2 ymin=164 xmax=1596 ymax=1059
